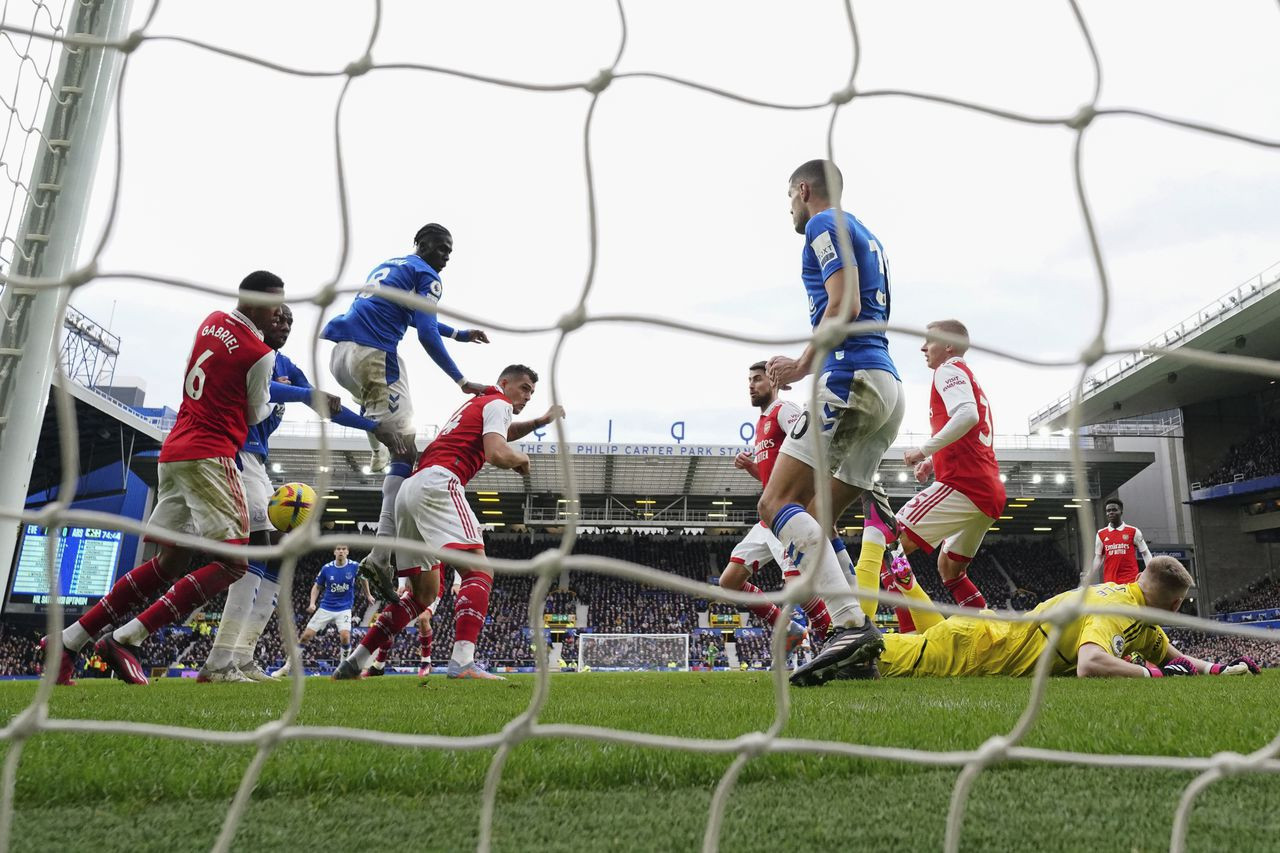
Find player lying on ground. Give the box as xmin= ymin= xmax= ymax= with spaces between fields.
xmin=271 ymin=545 xmax=370 ymax=676
xmin=758 ymin=159 xmax=905 ymax=688
xmin=870 ymin=319 xmax=1007 ymax=635
xmin=819 ymin=556 xmax=1260 ymax=681
xmin=717 ymin=361 xmax=831 ymax=651
xmin=1093 ymin=497 xmax=1154 ymax=585
xmin=43 ymin=272 xmax=284 ymax=685
xmin=321 ymin=223 xmax=490 ymax=599
xmin=333 ymin=364 xmax=563 ymax=681
xmin=199 ymin=305 xmax=402 ymax=683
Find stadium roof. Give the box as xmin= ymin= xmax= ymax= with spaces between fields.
xmin=1029 ymin=261 xmax=1280 ymax=431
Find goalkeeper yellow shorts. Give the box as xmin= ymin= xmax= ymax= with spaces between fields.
xmin=881 ymin=614 xmax=1047 ymax=677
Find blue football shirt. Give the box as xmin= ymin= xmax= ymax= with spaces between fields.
xmin=322 ymin=254 xmax=443 ymax=355
xmin=800 ymin=208 xmax=898 ymax=380
xmin=315 ymin=560 xmax=358 ymax=611
xmin=243 ymin=352 xmax=310 ymax=459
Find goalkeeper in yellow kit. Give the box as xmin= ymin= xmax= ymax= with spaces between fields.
xmin=863 ymin=556 xmax=1260 ymax=679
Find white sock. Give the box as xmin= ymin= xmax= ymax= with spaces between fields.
xmin=62 ymin=621 xmax=91 ymax=652
xmin=113 ymin=618 xmax=149 ymax=647
xmin=206 ymin=573 xmax=259 ymax=669
xmin=370 ymin=471 xmax=406 ymax=564
xmin=350 ymin=644 xmax=373 ymax=668
xmin=235 ymin=578 xmax=279 ymax=667
xmin=452 ymin=639 xmax=475 ymax=667
xmin=370 ymin=657 xmax=386 ymax=671
xmin=775 ymin=507 xmax=864 ymax=628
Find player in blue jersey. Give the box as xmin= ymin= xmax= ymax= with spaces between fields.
xmin=758 ymin=159 xmax=906 ymax=688
xmin=198 ymin=307 xmax=394 ymax=682
xmin=322 ymin=223 xmax=490 ymax=599
xmin=273 ymin=545 xmax=366 ymax=677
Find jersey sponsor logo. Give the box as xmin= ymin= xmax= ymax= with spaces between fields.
xmin=1111 ymin=635 xmax=1125 ymax=656
xmin=811 ymin=230 xmax=837 ymax=269
xmin=790 ymin=411 xmax=809 ymax=440
xmin=941 ymin=374 xmax=968 ymax=391
xmin=1105 ymin=543 xmax=1132 ymax=555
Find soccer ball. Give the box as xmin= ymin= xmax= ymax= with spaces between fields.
xmin=267 ymin=482 xmax=317 ymax=532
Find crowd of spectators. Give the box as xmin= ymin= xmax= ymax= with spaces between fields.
xmin=1196 ymin=421 xmax=1280 ymax=487
xmin=7 ymin=533 xmax=1276 ymax=677
xmin=1214 ymin=575 xmax=1280 ymax=614
xmin=1165 ymin=627 xmax=1280 ymax=669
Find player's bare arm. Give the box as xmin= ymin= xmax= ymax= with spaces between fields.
xmin=307 ymin=583 xmax=320 ymax=614
xmin=1077 ymin=642 xmax=1153 ymax=678
xmin=507 ymin=404 xmax=565 ymax=442
xmin=483 ymin=432 xmax=532 ymax=476
xmin=733 ymin=451 xmax=760 ymax=481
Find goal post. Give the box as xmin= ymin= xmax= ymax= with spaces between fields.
xmin=578 ymin=633 xmax=689 ymax=672
xmin=0 ymin=0 xmax=133 ymax=593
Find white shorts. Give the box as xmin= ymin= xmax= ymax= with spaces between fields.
xmin=149 ymin=457 xmax=249 ymax=544
xmin=238 ymin=451 xmax=274 ymax=534
xmin=305 ymin=607 xmax=352 ymax=634
xmin=780 ymin=368 xmax=904 ymax=489
xmin=896 ymin=481 xmax=994 ymax=563
xmin=394 ymin=465 xmax=484 ymax=571
xmin=329 ymin=340 xmax=414 ymax=442
xmin=728 ymin=524 xmax=788 ymax=573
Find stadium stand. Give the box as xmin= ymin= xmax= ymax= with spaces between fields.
xmin=8 ymin=534 xmax=1271 ymax=679
xmin=1195 ymin=421 xmax=1280 ymax=487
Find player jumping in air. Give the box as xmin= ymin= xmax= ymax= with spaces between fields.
xmin=322 ymin=224 xmax=490 ymax=601
xmin=872 ymin=319 xmax=1007 ymax=635
xmin=44 ymin=272 xmax=284 ymax=685
xmin=715 ymin=361 xmax=832 ymax=651
xmin=759 ymin=159 xmax=905 ymax=688
xmin=272 ymin=545 xmax=368 ymax=677
xmin=332 ymin=364 xmax=563 ymax=681
xmin=198 ymin=306 xmax=401 ymax=683
xmin=1093 ymin=498 xmax=1154 ymax=585
xmin=845 ymin=557 xmax=1260 ymax=679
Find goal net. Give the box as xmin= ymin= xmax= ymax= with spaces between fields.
xmin=2 ymin=2 xmax=1280 ymax=853
xmin=578 ymin=633 xmax=689 ymax=672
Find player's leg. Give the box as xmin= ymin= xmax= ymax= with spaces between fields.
xmin=232 ymin=541 xmax=283 ymax=680
xmin=416 ymin=613 xmax=434 ymax=677
xmin=722 ymin=530 xmax=782 ymax=627
xmin=97 ymin=459 xmax=253 ymax=684
xmin=936 ymin=512 xmax=995 ymax=609
xmin=56 ymin=462 xmax=197 ymax=667
xmin=338 ymin=567 xmax=436 ymax=679
xmin=788 ymin=369 xmax=904 ymax=686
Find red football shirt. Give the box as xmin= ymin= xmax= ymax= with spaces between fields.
xmin=160 ymin=309 xmax=275 ymax=463
xmin=417 ymin=388 xmax=514 ymax=486
xmin=754 ymin=399 xmax=802 ymax=489
xmin=1095 ymin=524 xmax=1149 ymax=584
xmin=928 ymin=357 xmax=1005 ymax=518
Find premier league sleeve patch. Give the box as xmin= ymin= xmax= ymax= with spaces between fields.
xmin=810 ymin=230 xmax=838 ymax=272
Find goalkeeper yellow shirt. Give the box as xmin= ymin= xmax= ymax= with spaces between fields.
xmin=1014 ymin=582 xmax=1173 ymax=676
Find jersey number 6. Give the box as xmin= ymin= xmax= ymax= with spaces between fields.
xmin=184 ymin=349 xmax=215 ymax=401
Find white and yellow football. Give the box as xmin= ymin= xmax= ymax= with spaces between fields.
xmin=267 ymin=482 xmax=317 ymax=532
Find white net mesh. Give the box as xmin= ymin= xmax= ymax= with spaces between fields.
xmin=1 ymin=2 xmax=1279 ymax=853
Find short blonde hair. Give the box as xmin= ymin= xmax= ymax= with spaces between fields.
xmin=927 ymin=319 xmax=970 ymax=354
xmin=1143 ymin=556 xmax=1193 ymax=602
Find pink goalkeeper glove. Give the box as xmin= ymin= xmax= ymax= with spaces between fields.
xmin=1210 ymin=656 xmax=1261 ymax=676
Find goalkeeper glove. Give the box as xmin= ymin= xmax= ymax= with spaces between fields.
xmin=1210 ymin=656 xmax=1261 ymax=676
xmin=1125 ymin=653 xmax=1164 ymax=677
xmin=1158 ymin=656 xmax=1200 ymax=676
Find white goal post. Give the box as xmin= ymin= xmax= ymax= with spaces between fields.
xmin=578 ymin=633 xmax=689 ymax=672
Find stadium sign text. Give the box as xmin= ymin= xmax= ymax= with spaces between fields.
xmin=515 ymin=443 xmax=751 ymax=457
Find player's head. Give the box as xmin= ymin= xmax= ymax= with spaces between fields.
xmin=496 ymin=364 xmax=538 ymax=413
xmin=414 ymin=223 xmax=453 ymax=272
xmin=788 ymin=159 xmax=842 ymax=234
xmin=333 ymin=544 xmax=349 ymax=561
xmin=748 ymin=361 xmax=777 ymax=409
xmin=237 ymin=270 xmax=285 ymax=330
xmin=1138 ymin=556 xmax=1193 ymax=611
xmin=265 ymin=304 xmax=293 ymax=351
xmin=922 ymin=319 xmax=970 ymax=369
xmin=1105 ymin=498 xmax=1123 ymax=526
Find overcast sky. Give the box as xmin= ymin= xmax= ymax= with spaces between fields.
xmin=14 ymin=0 xmax=1280 ymax=446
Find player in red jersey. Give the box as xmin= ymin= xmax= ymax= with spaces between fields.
xmin=716 ymin=362 xmax=832 ymax=651
xmin=1092 ymin=498 xmax=1154 ymax=584
xmin=334 ymin=364 xmax=564 ymax=681
xmin=886 ymin=319 xmax=1006 ymax=619
xmin=45 ymin=272 xmax=283 ymax=685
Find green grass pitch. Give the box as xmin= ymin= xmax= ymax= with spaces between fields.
xmin=2 ymin=672 xmax=1279 ymax=852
